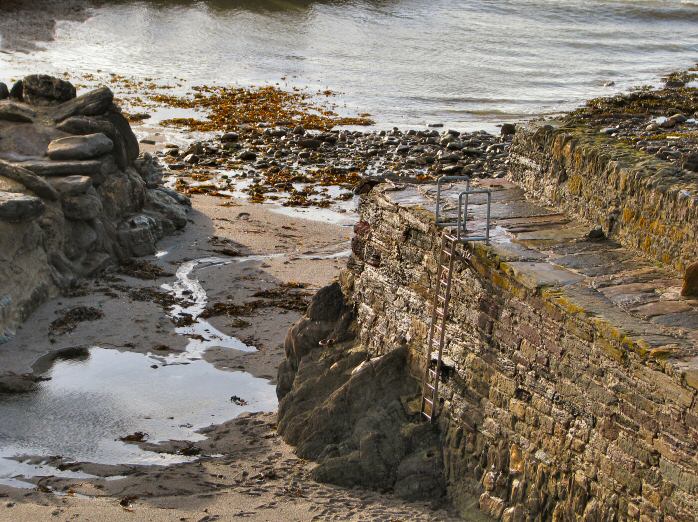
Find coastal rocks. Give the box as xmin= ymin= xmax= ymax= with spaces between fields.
xmin=47 ymin=175 xmax=92 ymax=196
xmin=0 ymin=83 xmax=8 ymax=100
xmin=0 ymin=100 xmax=36 ymax=123
xmin=0 ymin=160 xmax=58 ymax=201
xmin=0 ymin=74 xmax=190 ymax=340
xmin=52 ymin=86 xmax=114 ymax=122
xmin=0 ymin=192 xmax=44 ymax=222
xmin=47 ymin=133 xmax=113 ymax=160
xmin=277 ymin=283 xmax=446 ymax=502
xmin=22 ymin=74 xmax=76 ymax=105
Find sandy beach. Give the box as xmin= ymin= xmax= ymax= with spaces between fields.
xmin=0 ymin=188 xmax=461 ymax=521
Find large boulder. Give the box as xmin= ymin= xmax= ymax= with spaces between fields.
xmin=22 ymin=75 xmax=76 ymax=105
xmin=276 ymin=283 xmax=446 ymax=501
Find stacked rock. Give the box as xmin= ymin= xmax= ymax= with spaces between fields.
xmin=0 ymin=74 xmax=189 ymax=340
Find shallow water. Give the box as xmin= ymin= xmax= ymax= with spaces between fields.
xmin=0 ymin=255 xmax=279 ymax=488
xmin=2 ymin=0 xmax=697 ymax=130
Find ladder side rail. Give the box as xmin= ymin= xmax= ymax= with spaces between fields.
xmin=457 ymin=188 xmax=492 ymax=245
xmin=422 ymin=240 xmax=447 ymax=417
xmin=429 ymin=236 xmax=456 ymax=421
xmin=435 ymin=175 xmax=471 ymax=227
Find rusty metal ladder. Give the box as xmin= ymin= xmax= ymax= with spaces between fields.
xmin=421 ymin=231 xmax=457 ymax=422
xmin=421 ymin=176 xmax=492 ymax=422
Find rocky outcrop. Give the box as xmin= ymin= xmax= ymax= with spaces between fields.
xmin=0 ymin=75 xmax=190 ymax=343
xmin=277 ymin=282 xmax=447 ymax=502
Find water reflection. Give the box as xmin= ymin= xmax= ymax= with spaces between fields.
xmin=1 ymin=0 xmax=696 ymax=129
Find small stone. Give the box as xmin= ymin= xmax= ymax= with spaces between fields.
xmin=299 ymin=138 xmax=321 ymax=149
xmin=221 ymin=132 xmax=239 ymax=142
xmin=500 ymin=123 xmax=516 ymax=136
xmin=0 ymin=191 xmax=45 ymax=222
xmin=48 ymin=133 xmax=114 ymax=160
xmin=22 ymin=74 xmax=76 ymax=105
xmin=599 ymin=127 xmax=616 ymax=135
xmin=427 ymin=123 xmax=444 ymax=128
xmin=183 ymin=153 xmax=199 ymax=165
xmin=239 ymin=150 xmax=257 ymax=161
xmin=681 ymin=261 xmax=698 ymax=298
xmin=292 ymin=125 xmax=305 ymax=135
xmin=0 ymin=83 xmax=8 ymax=100
xmin=0 ymin=100 xmax=36 ymax=123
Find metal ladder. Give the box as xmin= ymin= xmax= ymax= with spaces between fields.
xmin=421 ymin=231 xmax=457 ymax=422
xmin=420 ymin=176 xmax=492 ymax=422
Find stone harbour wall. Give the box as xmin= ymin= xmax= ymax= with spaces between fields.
xmin=0 ymin=75 xmax=190 ymax=342
xmin=345 ymin=184 xmax=697 ymax=521
xmin=509 ymin=122 xmax=698 ymax=272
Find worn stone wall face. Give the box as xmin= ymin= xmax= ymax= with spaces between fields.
xmin=509 ymin=123 xmax=698 ymax=272
xmin=347 ymin=191 xmax=697 ymax=522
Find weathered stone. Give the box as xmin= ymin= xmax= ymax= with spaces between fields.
xmin=0 ymin=160 xmax=59 ymax=201
xmin=134 ymin=153 xmax=163 ymax=188
xmin=0 ymin=101 xmax=36 ymax=123
xmin=681 ymin=261 xmax=698 ymax=297
xmin=52 ymin=86 xmax=114 ymax=122
xmin=47 ymin=176 xmax=93 ymax=197
xmin=47 ymin=133 xmax=113 ymax=161
xmin=17 ymin=159 xmax=104 ymax=177
xmin=145 ymin=188 xmax=188 ymax=229
xmin=0 ymin=192 xmax=44 ymax=222
xmin=117 ymin=214 xmax=159 ymax=257
xmin=61 ymin=191 xmax=103 ymax=220
xmin=103 ymin=110 xmax=139 ymax=162
xmin=0 ymin=83 xmax=8 ymax=101
xmin=56 ymin=116 xmax=128 ymax=169
xmin=22 ymin=75 xmax=76 ymax=105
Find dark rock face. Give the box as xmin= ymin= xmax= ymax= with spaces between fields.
xmin=0 ymin=75 xmax=190 ymax=341
xmin=22 ymin=74 xmax=76 ymax=105
xmin=682 ymin=261 xmax=698 ymax=297
xmin=277 ymin=283 xmax=446 ymax=502
xmin=0 ymin=192 xmax=44 ymax=222
xmin=0 ymin=83 xmax=8 ymax=101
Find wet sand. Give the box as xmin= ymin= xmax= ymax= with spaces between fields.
xmin=0 ymin=191 xmax=460 ymax=520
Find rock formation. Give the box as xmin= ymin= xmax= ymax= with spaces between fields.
xmin=0 ymin=74 xmax=190 ymax=342
xmin=277 ymin=282 xmax=447 ymax=502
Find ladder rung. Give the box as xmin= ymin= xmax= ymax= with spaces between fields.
xmin=423 ymin=397 xmax=433 ymax=405
xmin=425 ymin=382 xmax=435 ymax=391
